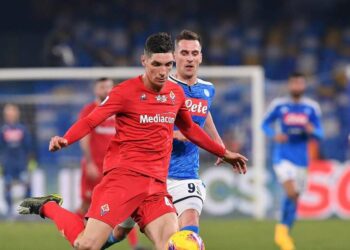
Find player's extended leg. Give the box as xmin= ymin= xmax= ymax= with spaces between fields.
xmin=18 ymin=194 xmax=86 ymax=246
xmin=169 ymin=179 xmax=206 ymax=234
xmin=101 ymin=218 xmax=136 ymax=249
xmin=275 ymin=179 xmax=298 ymax=250
xmin=144 ymin=212 xmax=178 ymax=250
xmin=274 ymin=161 xmax=307 ymax=250
xmin=178 ymin=209 xmax=200 ymax=233
xmin=4 ymin=181 xmax=12 ymax=216
xmin=127 ymin=228 xmax=139 ymax=249
xmin=282 ymin=180 xmax=299 ymax=227
xmin=133 ymin=182 xmax=178 ymax=250
xmin=75 ymin=218 xmax=112 ymax=250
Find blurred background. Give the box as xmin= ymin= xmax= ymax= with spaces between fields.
xmin=0 ymin=0 xmax=349 ymax=249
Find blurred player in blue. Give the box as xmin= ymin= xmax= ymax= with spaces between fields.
xmin=261 ymin=73 xmax=323 ymax=250
xmin=0 ymin=104 xmax=31 ymax=217
xmin=102 ymin=30 xmax=225 ymax=249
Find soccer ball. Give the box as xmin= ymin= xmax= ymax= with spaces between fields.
xmin=167 ymin=230 xmax=205 ymax=250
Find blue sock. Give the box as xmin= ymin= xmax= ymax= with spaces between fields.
xmin=181 ymin=225 xmax=199 ymax=234
xmin=281 ymin=196 xmax=297 ymax=229
xmin=107 ymin=233 xmax=119 ymax=244
xmin=101 ymin=232 xmax=120 ymax=249
xmin=5 ymin=185 xmax=12 ymax=215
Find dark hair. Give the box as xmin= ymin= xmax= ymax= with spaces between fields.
xmin=289 ymin=72 xmax=305 ymax=79
xmin=95 ymin=77 xmax=112 ymax=84
xmin=144 ymin=32 xmax=173 ymax=56
xmin=175 ymin=29 xmax=202 ymax=47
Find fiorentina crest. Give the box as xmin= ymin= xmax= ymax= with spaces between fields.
xmin=100 ymin=204 xmax=110 ymax=216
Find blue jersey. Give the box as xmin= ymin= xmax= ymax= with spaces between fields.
xmin=0 ymin=123 xmax=30 ymax=170
xmin=262 ymin=96 xmax=323 ymax=167
xmin=168 ymin=75 xmax=215 ymax=179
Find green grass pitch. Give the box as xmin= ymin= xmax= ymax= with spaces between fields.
xmin=0 ymin=219 xmax=348 ymax=249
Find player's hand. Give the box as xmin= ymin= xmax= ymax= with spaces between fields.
xmin=305 ymin=123 xmax=314 ymax=134
xmin=173 ymin=130 xmax=189 ymax=142
xmin=274 ymin=133 xmax=288 ymax=143
xmin=86 ymin=162 xmax=100 ymax=180
xmin=222 ymin=150 xmax=248 ymax=174
xmin=49 ymin=136 xmax=68 ymax=152
xmin=215 ymin=141 xmax=226 ymax=166
xmin=215 ymin=157 xmax=224 ymax=166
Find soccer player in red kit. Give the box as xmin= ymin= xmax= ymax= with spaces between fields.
xmin=77 ymin=77 xmax=114 ymax=216
xmin=77 ymin=77 xmax=143 ymax=250
xmin=18 ymin=32 xmax=248 ymax=250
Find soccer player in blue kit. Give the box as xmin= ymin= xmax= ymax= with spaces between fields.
xmin=167 ymin=29 xmax=224 ymax=234
xmin=262 ymin=73 xmax=323 ymax=250
xmin=0 ymin=104 xmax=31 ymax=217
xmin=102 ymin=30 xmax=225 ymax=248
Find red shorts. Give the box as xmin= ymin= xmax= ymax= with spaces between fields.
xmin=80 ymin=160 xmax=103 ymax=203
xmin=86 ymin=168 xmax=176 ymax=230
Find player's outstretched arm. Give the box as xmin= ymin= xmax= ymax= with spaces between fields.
xmin=175 ymin=107 xmax=248 ymax=174
xmin=261 ymin=99 xmax=280 ymax=138
xmin=50 ymin=88 xmax=124 ymax=152
xmin=204 ymin=112 xmax=225 ymax=165
xmin=306 ymin=105 xmax=323 ymax=140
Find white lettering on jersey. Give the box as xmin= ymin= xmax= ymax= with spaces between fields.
xmin=185 ymin=98 xmax=208 ymax=117
xmin=140 ymin=114 xmax=175 ymax=124
xmin=95 ymin=126 xmax=115 ymax=135
xmin=283 ymin=113 xmax=309 ymax=126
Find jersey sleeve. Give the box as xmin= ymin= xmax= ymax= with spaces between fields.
xmin=78 ymin=104 xmax=94 ymax=120
xmin=64 ymin=88 xmax=123 ymax=145
xmin=175 ymin=93 xmax=226 ymax=158
xmin=309 ymin=103 xmax=323 ymax=140
xmin=261 ymin=99 xmax=280 ymax=138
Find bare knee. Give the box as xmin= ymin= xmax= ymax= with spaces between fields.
xmin=286 ymin=189 xmax=299 ymax=201
xmin=75 ymin=238 xmax=99 ymax=250
xmin=283 ymin=180 xmax=299 ymax=202
xmin=145 ymin=213 xmax=178 ymax=250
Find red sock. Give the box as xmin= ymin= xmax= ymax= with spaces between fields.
xmin=42 ymin=202 xmax=85 ymax=246
xmin=127 ymin=227 xmax=138 ymax=247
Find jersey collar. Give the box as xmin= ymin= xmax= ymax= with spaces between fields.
xmin=169 ymin=75 xmax=198 ymax=86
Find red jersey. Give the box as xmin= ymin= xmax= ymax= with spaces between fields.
xmin=64 ymin=76 xmax=225 ymax=182
xmin=79 ymin=102 xmax=115 ymax=168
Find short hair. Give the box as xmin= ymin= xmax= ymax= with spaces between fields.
xmin=95 ymin=77 xmax=112 ymax=84
xmin=175 ymin=29 xmax=202 ymax=47
xmin=289 ymin=72 xmax=305 ymax=79
xmin=144 ymin=32 xmax=173 ymax=56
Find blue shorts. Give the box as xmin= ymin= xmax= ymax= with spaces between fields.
xmin=3 ymin=166 xmax=28 ymax=185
